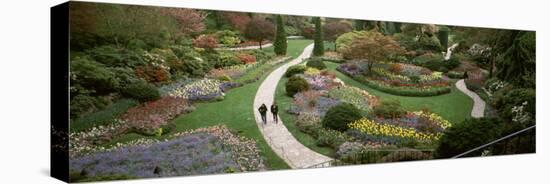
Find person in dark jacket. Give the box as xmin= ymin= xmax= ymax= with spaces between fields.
xmin=258 ymin=103 xmax=268 ymax=124
xmin=271 ymin=102 xmax=279 ymax=123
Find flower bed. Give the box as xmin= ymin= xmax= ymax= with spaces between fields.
xmin=70 ymin=125 xmax=265 ymax=181
xmin=348 ymin=111 xmax=451 ymax=144
xmin=348 ymin=118 xmax=441 ymax=143
xmin=207 ymin=63 xmax=256 ymax=80
xmin=337 ymin=66 xmax=451 ymax=97
xmin=288 ymin=90 xmax=342 ymax=117
xmin=337 ymin=62 xmax=452 ymax=97
xmin=327 ymin=86 xmax=377 ymax=112
xmin=166 ymin=79 xmax=225 ymax=101
xmin=120 ymin=96 xmax=193 ymax=133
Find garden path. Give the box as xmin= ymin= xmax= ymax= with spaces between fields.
xmin=445 ymin=43 xmax=459 ymax=60
xmin=253 ymin=44 xmax=333 ymax=169
xmin=455 ymin=79 xmax=486 ymax=118
xmin=218 ymin=43 xmax=273 ymax=51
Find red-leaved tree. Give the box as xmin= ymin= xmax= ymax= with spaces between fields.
xmin=323 ymin=21 xmax=352 ymax=50
xmin=164 ymin=8 xmax=207 ymax=35
xmin=244 ymin=17 xmax=275 ymax=49
xmin=342 ymin=31 xmax=405 ymax=72
xmin=222 ymin=12 xmax=251 ymax=33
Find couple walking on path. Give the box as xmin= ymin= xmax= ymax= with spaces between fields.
xmin=258 ymin=102 xmax=278 ymax=124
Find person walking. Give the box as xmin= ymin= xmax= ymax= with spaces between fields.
xmin=271 ymin=102 xmax=279 ymax=123
xmin=258 ymin=103 xmax=268 ymax=124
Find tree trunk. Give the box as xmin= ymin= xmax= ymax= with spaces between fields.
xmin=259 ymin=39 xmax=263 ymax=49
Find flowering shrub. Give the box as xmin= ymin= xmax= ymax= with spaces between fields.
xmin=304 ymin=67 xmax=321 ymax=76
xmin=236 ymin=53 xmax=256 ymax=64
xmin=193 ymin=34 xmax=219 ymax=49
xmin=70 ymin=125 xmax=265 ymax=180
xmin=348 ymin=118 xmax=444 ymax=143
xmin=327 ymin=86 xmax=376 ymax=112
xmin=207 ymin=64 xmax=255 ymax=80
xmin=167 ymin=79 xmax=225 ymax=101
xmin=120 ymin=96 xmax=192 ymax=133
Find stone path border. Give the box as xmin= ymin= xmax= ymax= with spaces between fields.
xmin=253 ymin=44 xmax=332 ymax=169
xmin=455 ymin=79 xmax=486 ymax=118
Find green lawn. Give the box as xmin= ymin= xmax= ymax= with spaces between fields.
xmin=170 ymin=40 xmax=313 ymax=170
xmin=325 ymin=61 xmax=473 ymax=124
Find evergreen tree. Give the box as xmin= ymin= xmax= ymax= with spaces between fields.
xmin=274 ymin=15 xmax=287 ymax=55
xmin=354 ymin=20 xmax=366 ymax=30
xmin=437 ymin=26 xmax=450 ymax=50
xmin=313 ymin=17 xmax=324 ymax=56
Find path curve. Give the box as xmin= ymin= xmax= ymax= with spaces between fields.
xmin=455 ymin=79 xmax=486 ymax=118
xmin=253 ymin=44 xmax=332 ymax=168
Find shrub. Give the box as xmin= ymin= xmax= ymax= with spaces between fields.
xmin=322 ymin=103 xmax=363 ymax=131
xmin=70 ymin=57 xmax=120 ymax=95
xmin=86 ymin=45 xmax=146 ymax=67
xmin=464 ymin=78 xmax=484 ymax=92
xmin=236 ymin=53 xmax=256 ymax=64
xmin=213 ymin=51 xmax=241 ymax=68
xmin=446 ymin=71 xmax=465 ymax=79
xmin=295 ymin=112 xmax=322 ymax=135
xmin=70 ymin=94 xmax=109 ymax=119
xmin=246 ymin=49 xmax=274 ymax=62
xmin=444 ymin=56 xmax=461 ymax=70
xmin=493 ymin=88 xmax=535 ymax=124
xmin=306 ymin=58 xmax=327 ymax=70
xmin=217 ymin=75 xmax=232 ymax=82
xmin=71 ymin=99 xmax=138 ymax=132
xmin=215 ymin=30 xmax=241 ymax=47
xmin=109 ymin=67 xmax=141 ymax=88
xmin=372 ymin=100 xmax=406 ymax=118
xmin=315 ymin=128 xmax=349 ymax=149
xmin=193 ymin=34 xmax=218 ymax=49
xmin=417 ymin=35 xmax=442 ymax=52
xmin=120 ymin=82 xmax=161 ymax=102
xmin=436 ymin=118 xmax=504 ymax=158
xmin=285 ymin=65 xmax=307 ymax=77
xmin=285 ymin=76 xmax=310 ymax=97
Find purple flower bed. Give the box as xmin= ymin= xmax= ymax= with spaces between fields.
xmin=219 ymin=82 xmax=242 ymax=92
xmin=303 ymin=75 xmax=336 ymax=90
xmin=70 ymin=133 xmax=238 ymax=179
xmin=288 ymin=93 xmax=341 ymax=117
xmin=337 ymin=62 xmax=368 ymax=76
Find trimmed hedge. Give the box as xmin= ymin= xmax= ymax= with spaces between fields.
xmin=285 ymin=76 xmax=310 ymax=97
xmin=338 ymin=68 xmax=451 ymax=96
xmin=320 ymin=57 xmax=345 ymax=63
xmin=120 ymin=82 xmax=161 ymax=102
xmin=306 ymin=58 xmax=327 ymax=70
xmin=284 ymin=65 xmax=307 ymax=77
xmin=322 ymin=103 xmax=363 ymax=131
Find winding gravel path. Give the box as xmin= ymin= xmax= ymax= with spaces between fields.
xmin=253 ymin=44 xmax=332 ymax=168
xmin=455 ymin=79 xmax=486 ymax=118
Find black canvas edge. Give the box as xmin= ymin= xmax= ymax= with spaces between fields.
xmin=51 ymin=1 xmax=70 ymax=183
